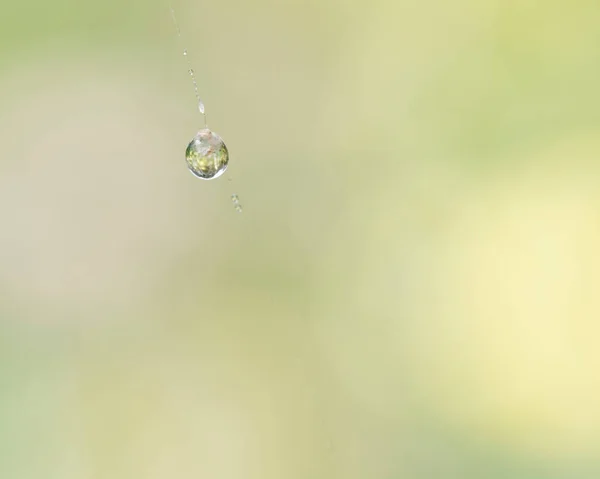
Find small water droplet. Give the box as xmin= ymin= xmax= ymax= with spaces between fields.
xmin=183 ymin=49 xmax=188 ymax=56
xmin=231 ymin=194 xmax=243 ymax=213
xmin=198 ymin=101 xmax=205 ymax=114
xmin=188 ymin=68 xmax=194 ymax=76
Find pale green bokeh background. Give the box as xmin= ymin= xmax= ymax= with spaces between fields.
xmin=2 ymin=0 xmax=600 ymax=477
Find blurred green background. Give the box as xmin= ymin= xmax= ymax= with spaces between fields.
xmin=2 ymin=0 xmax=600 ymax=477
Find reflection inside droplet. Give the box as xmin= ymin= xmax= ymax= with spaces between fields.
xmin=185 ymin=128 xmax=229 ymax=180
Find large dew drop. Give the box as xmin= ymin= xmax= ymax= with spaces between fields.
xmin=185 ymin=128 xmax=229 ymax=180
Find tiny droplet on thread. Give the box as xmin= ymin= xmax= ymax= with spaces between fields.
xmin=183 ymin=49 xmax=188 ymax=56
xmin=231 ymin=194 xmax=243 ymax=213
xmin=198 ymin=101 xmax=205 ymax=114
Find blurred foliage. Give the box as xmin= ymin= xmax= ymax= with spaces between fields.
xmin=1 ymin=0 xmax=600 ymax=478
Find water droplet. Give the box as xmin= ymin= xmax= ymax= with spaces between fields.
xmin=183 ymin=49 xmax=188 ymax=56
xmin=231 ymin=194 xmax=243 ymax=213
xmin=198 ymin=101 xmax=205 ymax=114
xmin=185 ymin=128 xmax=229 ymax=180
xmin=188 ymin=68 xmax=194 ymax=76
